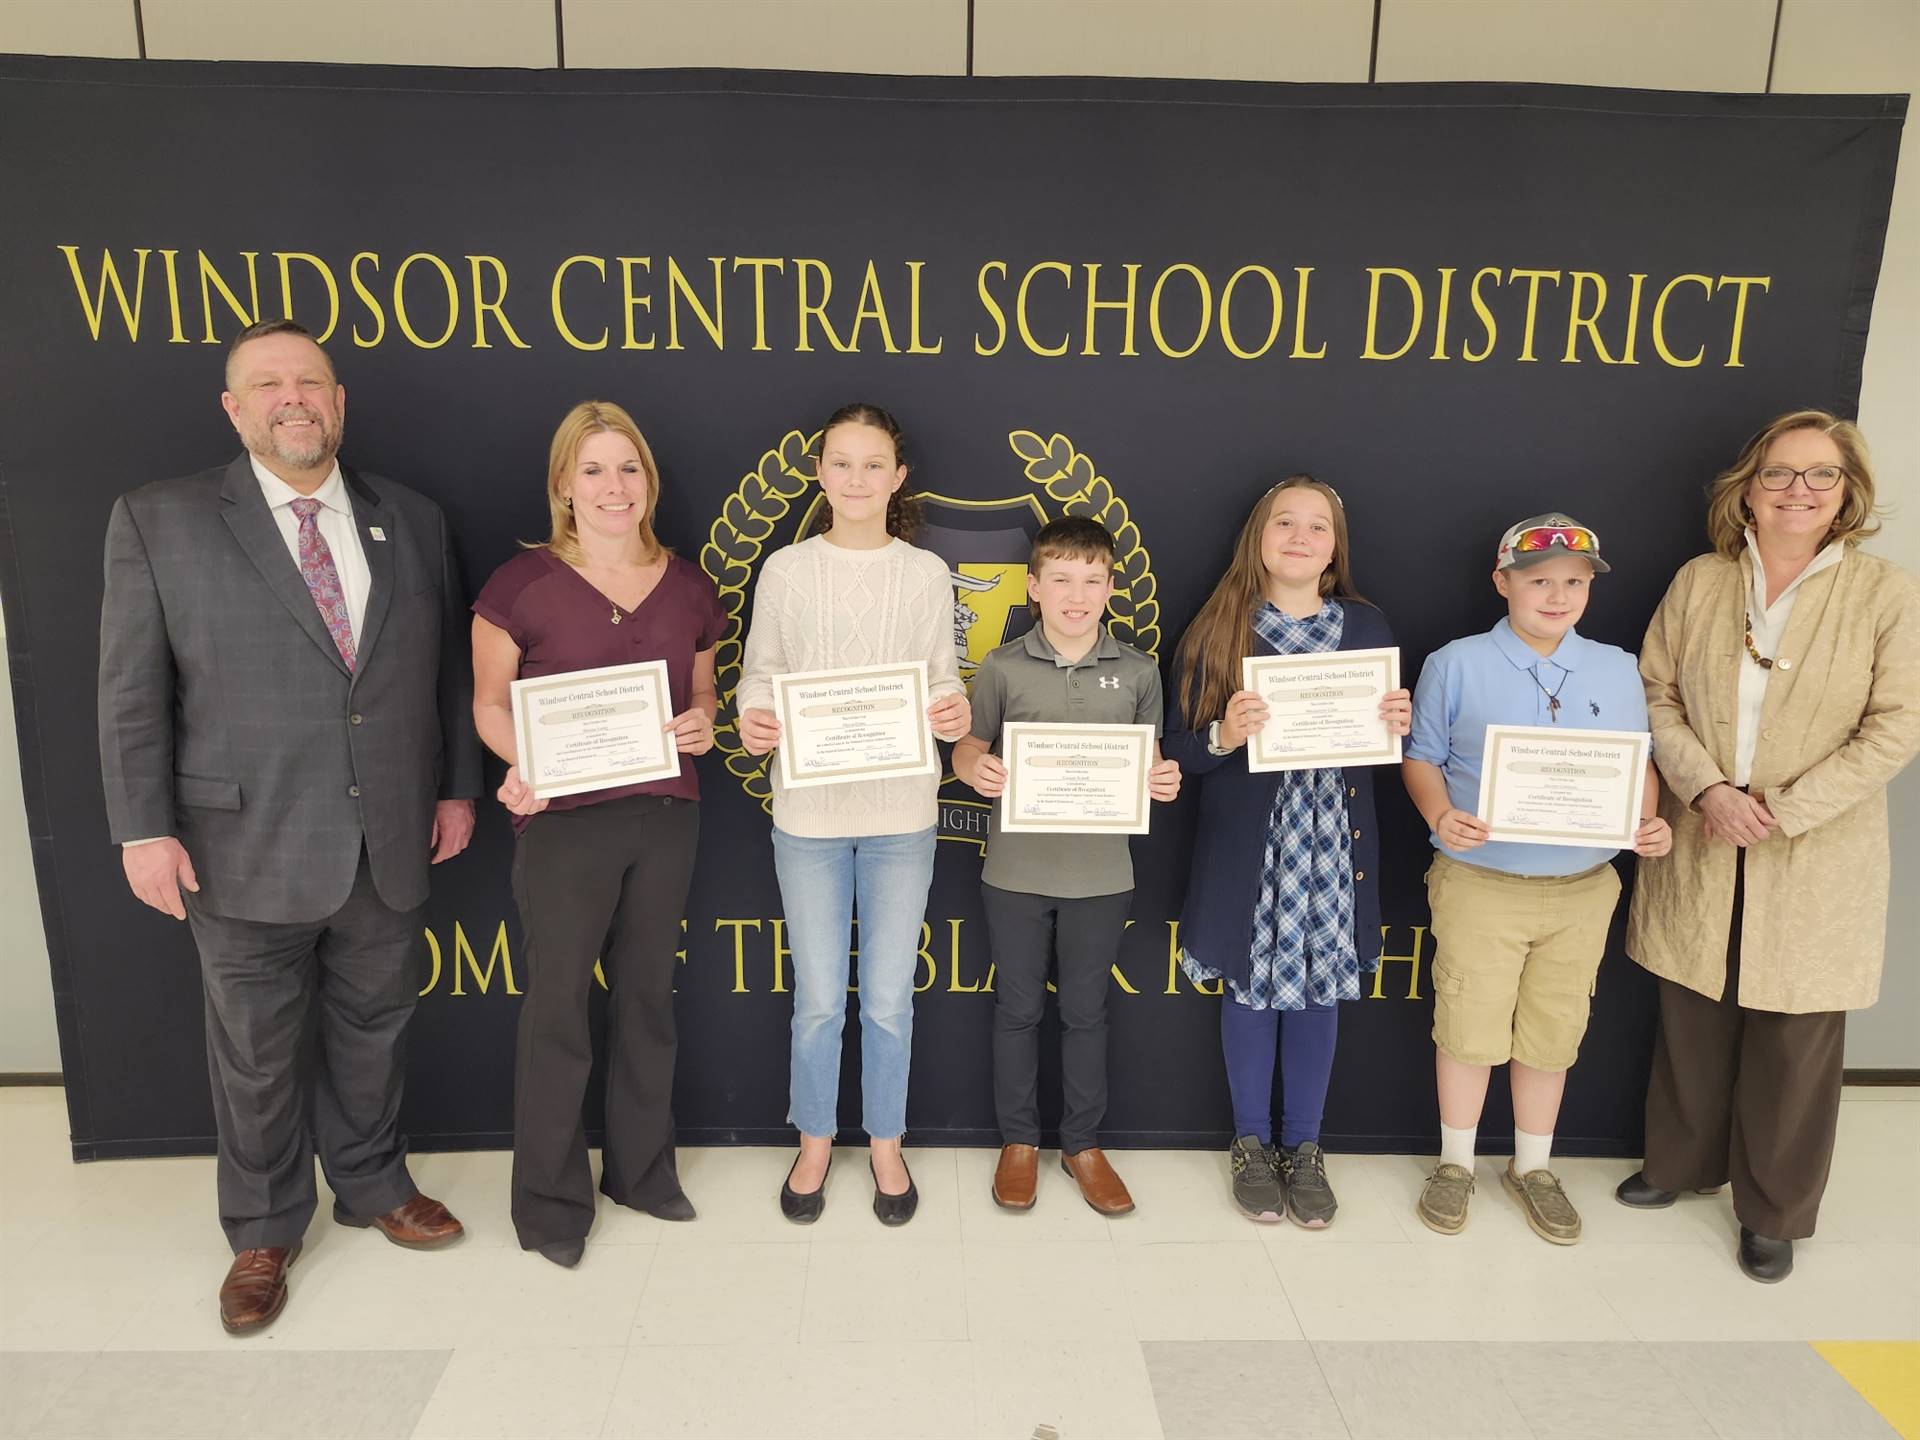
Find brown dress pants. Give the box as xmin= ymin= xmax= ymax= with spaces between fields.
xmin=1642 ymin=852 xmax=1847 ymax=1240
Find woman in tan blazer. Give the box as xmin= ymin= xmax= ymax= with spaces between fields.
xmin=1618 ymin=410 xmax=1920 ymax=1283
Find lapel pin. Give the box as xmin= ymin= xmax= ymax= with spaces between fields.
xmin=368 ymin=526 xmax=387 ymax=542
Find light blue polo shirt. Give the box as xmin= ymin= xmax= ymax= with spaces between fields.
xmin=1406 ymin=619 xmax=1649 ymax=876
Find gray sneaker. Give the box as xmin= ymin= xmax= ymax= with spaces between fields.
xmin=1504 ymin=1162 xmax=1582 ymax=1245
xmin=1280 ymin=1141 xmax=1338 ymax=1228
xmin=1229 ymin=1135 xmax=1285 ymax=1222
xmin=1417 ymin=1162 xmax=1475 ymax=1235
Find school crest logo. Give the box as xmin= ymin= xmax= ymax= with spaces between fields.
xmin=701 ymin=430 xmax=1161 ymax=846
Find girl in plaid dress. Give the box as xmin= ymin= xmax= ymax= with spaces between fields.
xmin=1163 ymin=478 xmax=1411 ymax=1225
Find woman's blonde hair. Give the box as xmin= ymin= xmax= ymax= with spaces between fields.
xmin=1174 ymin=476 xmax=1367 ymax=727
xmin=1705 ymin=409 xmax=1880 ymax=561
xmin=537 ymin=401 xmax=664 ymax=565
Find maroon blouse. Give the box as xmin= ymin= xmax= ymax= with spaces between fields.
xmin=474 ymin=548 xmax=726 ymax=826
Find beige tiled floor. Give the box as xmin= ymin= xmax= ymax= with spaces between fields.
xmin=0 ymin=1085 xmax=1913 ymax=1438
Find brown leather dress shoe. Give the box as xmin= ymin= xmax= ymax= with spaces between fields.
xmin=219 ymin=1242 xmax=300 ymax=1335
xmin=1061 ymin=1147 xmax=1135 ymax=1216
xmin=334 ymin=1192 xmax=465 ymax=1250
xmin=992 ymin=1143 xmax=1039 ymax=1210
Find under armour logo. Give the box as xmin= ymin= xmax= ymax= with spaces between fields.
xmin=1099 ymin=676 xmax=1122 ymax=690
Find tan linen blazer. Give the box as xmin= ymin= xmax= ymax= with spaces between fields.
xmin=1626 ymin=547 xmax=1920 ymax=1012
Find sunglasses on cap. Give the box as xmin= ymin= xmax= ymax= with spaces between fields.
xmin=1508 ymin=524 xmax=1599 ymax=555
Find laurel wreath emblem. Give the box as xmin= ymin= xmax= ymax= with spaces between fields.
xmin=701 ymin=428 xmax=1160 ymax=812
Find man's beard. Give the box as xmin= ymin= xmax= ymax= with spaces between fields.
xmin=249 ymin=405 xmax=342 ymax=469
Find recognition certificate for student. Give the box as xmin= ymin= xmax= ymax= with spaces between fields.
xmin=999 ymin=722 xmax=1156 ymax=835
xmin=773 ymin=660 xmax=938 ymax=790
xmin=1242 ymin=647 xmax=1402 ymax=773
xmin=510 ymin=659 xmax=680 ymax=800
xmin=1476 ymin=725 xmax=1650 ymax=848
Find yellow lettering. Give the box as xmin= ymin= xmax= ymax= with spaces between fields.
xmin=274 ymin=252 xmax=340 ymax=344
xmin=768 ymin=918 xmax=792 ymax=994
xmin=1292 ymin=266 xmax=1329 ymax=359
xmin=1220 ymin=264 xmax=1283 ymax=360
xmin=1463 ymin=266 xmax=1502 ymax=363
xmin=1080 ymin=261 xmax=1141 ymax=357
xmin=732 ymin=257 xmax=783 ymax=352
xmin=1508 ymin=268 xmax=1563 ymax=363
xmin=448 ymin=921 xmax=519 ymax=996
xmin=58 ymin=245 xmax=150 ymax=342
xmin=1368 ymin=926 xmax=1426 ymax=1001
xmin=393 ymin=252 xmax=459 ymax=349
xmin=1016 ymin=261 xmax=1072 ymax=357
xmin=1562 ymin=271 xmax=1617 ymax=365
xmin=848 ymin=259 xmax=898 ymax=354
xmin=467 ymin=254 xmax=529 ymax=350
xmin=795 ymin=258 xmax=852 ymax=353
xmin=975 ymin=260 xmax=1009 ymax=356
xmin=666 ymin=256 xmax=726 ymax=352
xmin=349 ymin=252 xmax=386 ymax=348
xmin=1430 ymin=266 xmax=1457 ymax=361
xmin=1361 ymin=266 xmax=1423 ymax=361
xmin=905 ymin=260 xmax=944 ymax=354
xmin=551 ymin=255 xmax=608 ymax=351
xmin=159 ymin=249 xmax=187 ymax=344
xmin=1620 ymin=273 xmax=1647 ymax=365
xmin=1148 ymin=263 xmax=1211 ymax=359
xmin=1716 ymin=275 xmax=1770 ymax=368
xmin=618 ymin=256 xmax=656 ymax=350
xmin=1652 ymin=273 xmax=1712 ymax=368
xmin=716 ymin=917 xmax=763 ymax=994
xmin=196 ymin=250 xmax=260 ymax=343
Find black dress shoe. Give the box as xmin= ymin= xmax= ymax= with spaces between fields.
xmin=1614 ymin=1171 xmax=1679 ymax=1208
xmin=1738 ymin=1226 xmax=1793 ymax=1283
xmin=645 ymin=1191 xmax=697 ymax=1223
xmin=780 ymin=1153 xmax=830 ymax=1224
xmin=536 ymin=1238 xmax=584 ymax=1268
xmin=870 ymin=1157 xmax=918 ymax=1227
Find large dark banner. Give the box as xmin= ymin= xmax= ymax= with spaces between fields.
xmin=0 ymin=57 xmax=1902 ymax=1159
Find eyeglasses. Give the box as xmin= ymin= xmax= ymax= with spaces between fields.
xmin=1755 ymin=464 xmax=1845 ymax=492
xmin=1508 ymin=524 xmax=1599 ymax=555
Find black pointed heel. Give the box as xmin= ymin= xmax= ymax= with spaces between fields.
xmin=870 ymin=1156 xmax=919 ymax=1227
xmin=780 ymin=1152 xmax=830 ymax=1224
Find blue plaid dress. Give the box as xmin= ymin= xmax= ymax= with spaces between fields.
xmin=1180 ymin=602 xmax=1359 ymax=1011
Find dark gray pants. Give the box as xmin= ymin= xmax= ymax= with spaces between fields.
xmin=509 ymin=794 xmax=698 ymax=1249
xmin=983 ymin=884 xmax=1133 ymax=1155
xmin=188 ymin=852 xmax=422 ymax=1252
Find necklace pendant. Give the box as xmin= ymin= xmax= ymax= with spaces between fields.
xmin=610 ymin=605 xmax=622 ymax=626
xmin=1548 ymin=697 xmax=1561 ymax=721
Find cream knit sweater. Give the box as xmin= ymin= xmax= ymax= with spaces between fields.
xmin=736 ymin=535 xmax=963 ymax=838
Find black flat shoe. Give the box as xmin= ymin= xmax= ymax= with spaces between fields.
xmin=645 ymin=1190 xmax=697 ymax=1223
xmin=536 ymin=1238 xmax=584 ymax=1268
xmin=1614 ymin=1171 xmax=1678 ymax=1208
xmin=870 ymin=1157 xmax=918 ymax=1227
xmin=1738 ymin=1226 xmax=1793 ymax=1283
xmin=780 ymin=1152 xmax=830 ymax=1224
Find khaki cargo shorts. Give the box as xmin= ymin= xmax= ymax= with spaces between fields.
xmin=1425 ymin=851 xmax=1622 ymax=1071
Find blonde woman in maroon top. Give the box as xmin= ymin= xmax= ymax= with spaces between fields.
xmin=471 ymin=402 xmax=724 ymax=1268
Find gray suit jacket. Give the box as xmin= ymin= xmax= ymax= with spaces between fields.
xmin=98 ymin=453 xmax=483 ymax=923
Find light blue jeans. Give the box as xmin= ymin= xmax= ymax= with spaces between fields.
xmin=772 ymin=825 xmax=937 ymax=1141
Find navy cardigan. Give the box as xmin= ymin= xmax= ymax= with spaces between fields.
xmin=1163 ymin=599 xmax=1391 ymax=999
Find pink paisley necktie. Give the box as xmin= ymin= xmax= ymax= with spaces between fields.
xmin=290 ymin=498 xmax=356 ymax=671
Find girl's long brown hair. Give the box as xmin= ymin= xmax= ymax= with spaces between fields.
xmin=1174 ymin=477 xmax=1367 ymax=727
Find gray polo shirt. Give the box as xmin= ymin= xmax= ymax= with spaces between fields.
xmin=968 ymin=625 xmax=1165 ymax=898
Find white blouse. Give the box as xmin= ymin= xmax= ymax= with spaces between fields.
xmin=1735 ymin=528 xmax=1844 ymax=787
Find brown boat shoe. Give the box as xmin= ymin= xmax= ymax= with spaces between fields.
xmin=219 ymin=1242 xmax=301 ymax=1335
xmin=993 ymin=1143 xmax=1039 ymax=1210
xmin=1061 ymin=1147 xmax=1135 ymax=1216
xmin=334 ymin=1192 xmax=465 ymax=1250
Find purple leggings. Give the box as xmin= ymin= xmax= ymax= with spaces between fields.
xmin=1220 ymin=996 xmax=1339 ymax=1148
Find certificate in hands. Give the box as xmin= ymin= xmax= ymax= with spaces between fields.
xmin=1000 ymin=722 xmax=1155 ymax=835
xmin=1476 ymin=725 xmax=1650 ymax=849
xmin=511 ymin=659 xmax=680 ymax=801
xmin=1242 ymin=647 xmax=1402 ymax=773
xmin=773 ymin=661 xmax=938 ymax=790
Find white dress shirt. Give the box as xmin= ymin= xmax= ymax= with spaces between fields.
xmin=252 ymin=456 xmax=371 ymax=646
xmin=1735 ymin=528 xmax=1844 ymax=787
xmin=124 ymin=458 xmax=371 ymax=848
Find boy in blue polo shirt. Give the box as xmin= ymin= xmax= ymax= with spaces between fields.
xmin=1402 ymin=514 xmax=1670 ymax=1244
xmin=954 ymin=517 xmax=1182 ymax=1216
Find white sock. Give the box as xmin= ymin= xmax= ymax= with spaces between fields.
xmin=1439 ymin=1122 xmax=1477 ymax=1171
xmin=1513 ymin=1127 xmax=1553 ymax=1176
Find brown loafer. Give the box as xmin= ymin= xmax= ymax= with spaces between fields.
xmin=992 ymin=1143 xmax=1039 ymax=1211
xmin=334 ymin=1192 xmax=465 ymax=1250
xmin=219 ymin=1242 xmax=300 ymax=1335
xmin=1061 ymin=1147 xmax=1135 ymax=1216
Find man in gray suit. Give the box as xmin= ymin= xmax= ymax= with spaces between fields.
xmin=99 ymin=319 xmax=483 ymax=1334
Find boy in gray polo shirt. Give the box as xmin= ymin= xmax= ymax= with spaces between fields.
xmin=954 ymin=518 xmax=1182 ymax=1216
